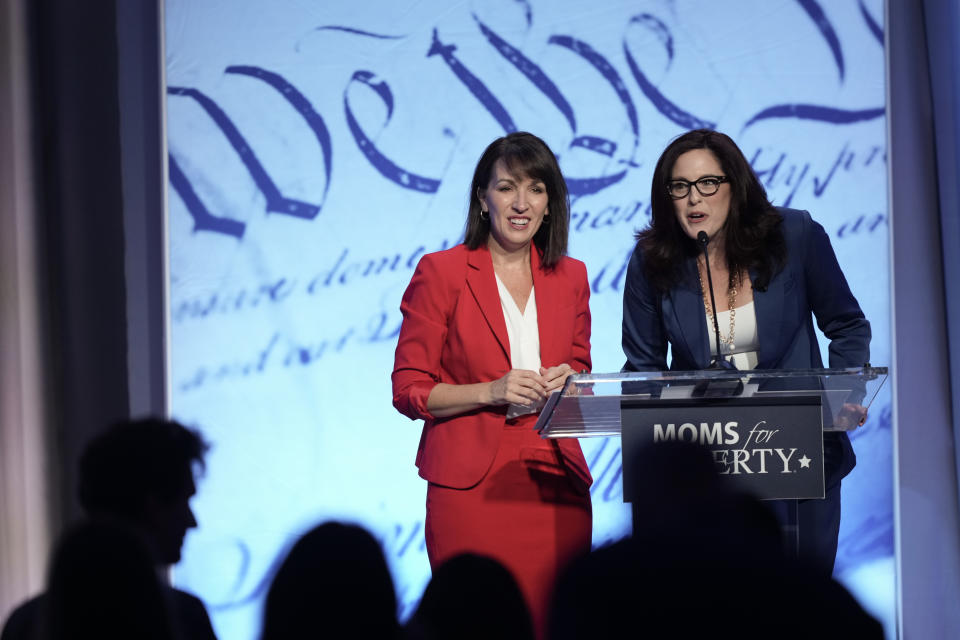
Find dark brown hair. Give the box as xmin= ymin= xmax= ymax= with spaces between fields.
xmin=78 ymin=418 xmax=209 ymax=519
xmin=637 ymin=129 xmax=785 ymax=291
xmin=463 ymin=132 xmax=570 ymax=268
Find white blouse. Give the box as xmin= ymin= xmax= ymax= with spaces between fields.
xmin=706 ymin=300 xmax=760 ymax=370
xmin=494 ymin=274 xmax=543 ymax=418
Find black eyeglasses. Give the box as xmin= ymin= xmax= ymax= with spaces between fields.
xmin=666 ymin=176 xmax=728 ymax=199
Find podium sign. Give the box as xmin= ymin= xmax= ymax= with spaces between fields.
xmin=620 ymin=397 xmax=825 ymax=501
xmin=534 ymin=366 xmax=887 ymax=552
xmin=534 ymin=366 xmax=888 ymax=501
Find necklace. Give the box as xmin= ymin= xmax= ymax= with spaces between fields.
xmin=697 ymin=258 xmax=740 ymax=351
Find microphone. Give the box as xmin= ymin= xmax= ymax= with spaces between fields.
xmin=697 ymin=231 xmax=736 ymax=370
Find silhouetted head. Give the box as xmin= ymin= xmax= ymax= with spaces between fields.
xmin=409 ymin=553 xmax=534 ymax=640
xmin=551 ymin=441 xmax=792 ymax=640
xmin=464 ymin=132 xmax=570 ymax=268
xmin=627 ymin=439 xmax=721 ymax=509
xmin=78 ymin=417 xmax=209 ymax=565
xmin=625 ymin=438 xmax=783 ymax=556
xmin=45 ymin=518 xmax=174 ymax=640
xmin=261 ymin=521 xmax=399 ymax=639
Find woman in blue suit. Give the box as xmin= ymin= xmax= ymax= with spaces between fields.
xmin=622 ymin=129 xmax=871 ymax=575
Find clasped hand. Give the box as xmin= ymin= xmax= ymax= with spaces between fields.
xmin=488 ymin=364 xmax=574 ymax=407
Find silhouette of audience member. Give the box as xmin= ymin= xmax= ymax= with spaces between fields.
xmin=406 ymin=553 xmax=534 ymax=640
xmin=549 ymin=439 xmax=883 ymax=639
xmin=46 ymin=519 xmax=175 ymax=639
xmin=627 ymin=439 xmax=784 ymax=561
xmin=261 ymin=521 xmax=400 ymax=640
xmin=1 ymin=418 xmax=216 ymax=640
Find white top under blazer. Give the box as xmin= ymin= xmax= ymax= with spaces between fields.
xmin=706 ymin=300 xmax=760 ymax=370
xmin=495 ymin=274 xmax=543 ymax=418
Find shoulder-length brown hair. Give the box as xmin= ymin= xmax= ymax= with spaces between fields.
xmin=637 ymin=129 xmax=785 ymax=291
xmin=463 ymin=132 xmax=570 ymax=268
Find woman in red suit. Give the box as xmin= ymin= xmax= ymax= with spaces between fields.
xmin=392 ymin=132 xmax=592 ymax=637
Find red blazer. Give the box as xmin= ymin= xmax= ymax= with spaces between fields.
xmin=392 ymin=243 xmax=593 ymax=490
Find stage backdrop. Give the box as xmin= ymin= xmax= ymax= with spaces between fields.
xmin=164 ymin=1 xmax=892 ymax=637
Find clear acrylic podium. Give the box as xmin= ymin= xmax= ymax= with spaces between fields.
xmin=534 ymin=366 xmax=888 ymax=551
xmin=535 ymin=366 xmax=888 ymax=440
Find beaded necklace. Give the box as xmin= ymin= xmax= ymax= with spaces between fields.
xmin=696 ymin=257 xmax=741 ymax=351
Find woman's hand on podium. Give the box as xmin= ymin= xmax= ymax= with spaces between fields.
xmin=835 ymin=403 xmax=868 ymax=430
xmin=539 ymin=363 xmax=575 ymax=393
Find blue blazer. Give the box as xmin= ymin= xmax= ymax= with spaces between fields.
xmin=622 ymin=208 xmax=871 ymax=486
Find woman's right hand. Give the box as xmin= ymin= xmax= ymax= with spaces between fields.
xmin=487 ymin=369 xmax=548 ymax=406
xmin=424 ymin=370 xmax=548 ymax=418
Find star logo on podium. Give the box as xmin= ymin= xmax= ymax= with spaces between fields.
xmin=798 ymin=455 xmax=811 ymax=469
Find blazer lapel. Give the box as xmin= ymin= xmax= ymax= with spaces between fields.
xmin=753 ymin=268 xmax=784 ymax=369
xmin=668 ymin=258 xmax=711 ymax=369
xmin=465 ymin=246 xmax=511 ymax=363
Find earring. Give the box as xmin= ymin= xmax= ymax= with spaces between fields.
xmin=542 ymin=214 xmax=550 ymax=225
xmin=480 ymin=209 xmax=489 ymax=221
